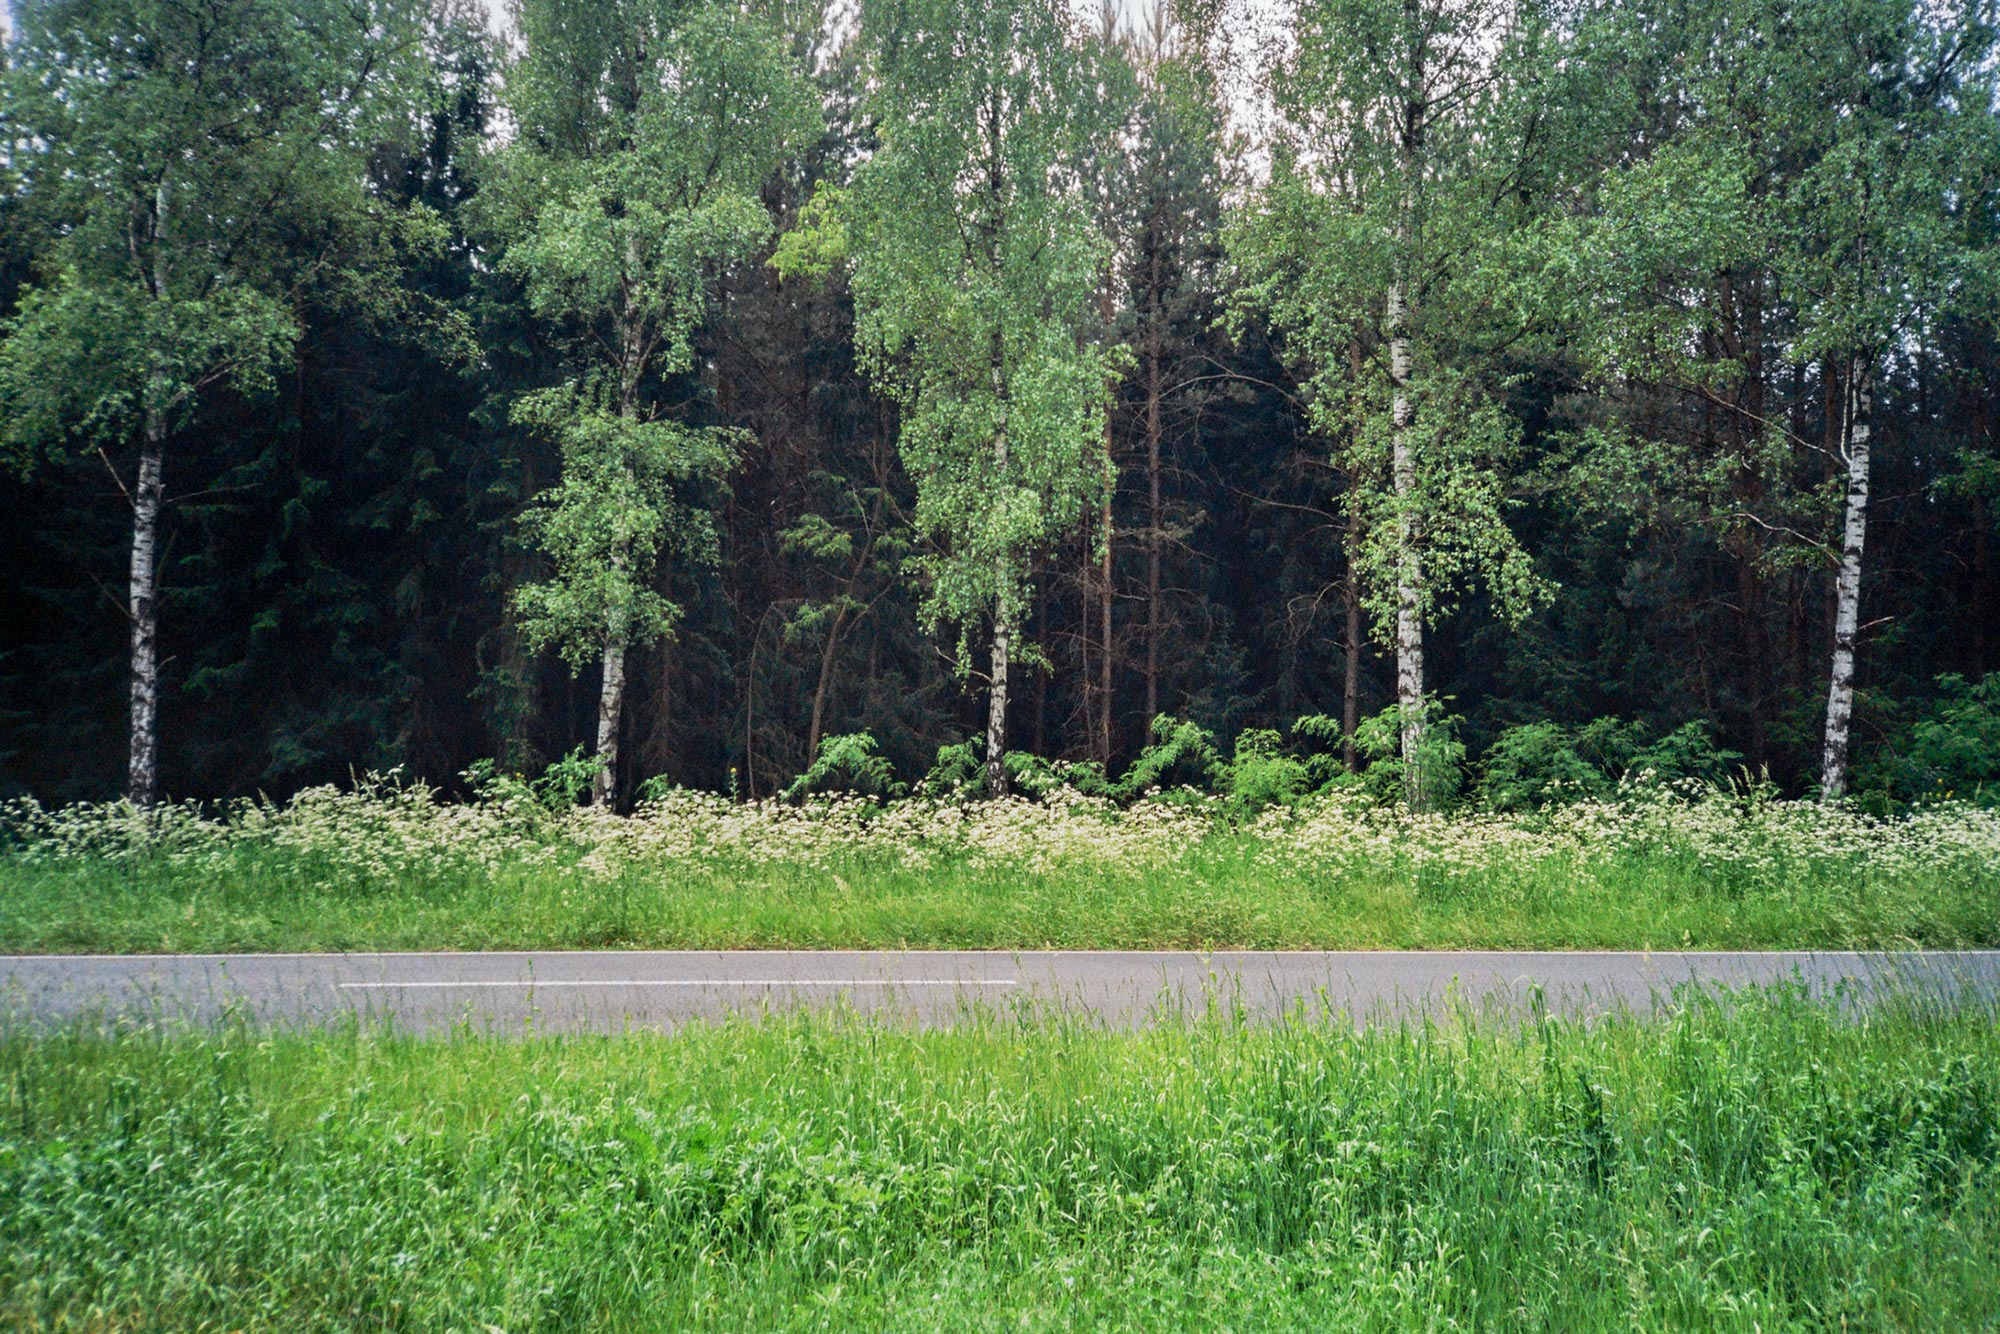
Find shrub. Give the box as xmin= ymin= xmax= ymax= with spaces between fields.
xmin=1114 ymin=716 xmax=1224 ymax=801
xmin=784 ymin=732 xmax=905 ymax=802
xmin=1477 ymin=718 xmax=1743 ymax=811
xmin=918 ymin=739 xmax=984 ymax=800
xmin=1626 ymin=720 xmax=1742 ymax=788
xmin=1222 ymin=728 xmax=1311 ymax=812
xmin=1477 ymin=722 xmax=1609 ymax=811
xmin=1353 ymin=701 xmax=1466 ymax=808
xmin=1858 ymin=673 xmax=2000 ymax=808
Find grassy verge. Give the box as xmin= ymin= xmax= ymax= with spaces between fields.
xmin=2 ymin=785 xmax=1997 ymax=953
xmin=2 ymin=989 xmax=1996 ymax=1330
xmin=3 ymin=840 xmax=1999 ymax=953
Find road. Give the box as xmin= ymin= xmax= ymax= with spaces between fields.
xmin=2 ymin=949 xmax=1996 ymax=1033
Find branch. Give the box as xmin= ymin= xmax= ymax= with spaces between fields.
xmin=1719 ymin=510 xmax=1837 ymax=563
xmin=85 ymin=569 xmax=135 ymax=624
xmin=96 ymin=447 xmax=134 ymax=509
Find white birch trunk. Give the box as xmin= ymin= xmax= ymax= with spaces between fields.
xmin=128 ymin=175 xmax=171 ymax=809
xmin=127 ymin=412 xmax=166 ymax=808
xmin=987 ymin=346 xmax=1012 ymax=799
xmin=1820 ymin=372 xmax=1871 ymax=801
xmin=593 ymin=274 xmax=645 ymax=811
xmin=1098 ymin=471 xmax=1114 ymax=768
xmin=987 ymin=602 xmax=1011 ymax=798
xmin=592 ymin=625 xmax=628 ymax=808
xmin=1388 ymin=278 xmax=1426 ymax=809
xmin=1390 ymin=34 xmax=1428 ymax=810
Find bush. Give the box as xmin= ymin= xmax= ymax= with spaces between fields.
xmin=1478 ymin=722 xmax=1609 ymax=811
xmin=784 ymin=732 xmax=904 ymax=802
xmin=1354 ymin=701 xmax=1466 ymax=808
xmin=1220 ymin=728 xmax=1311 ymax=812
xmin=1114 ymin=716 xmax=1224 ymax=801
xmin=918 ymin=739 xmax=983 ymax=800
xmin=462 ymin=746 xmax=597 ymax=813
xmin=1858 ymin=673 xmax=2000 ymax=808
xmin=1476 ymin=718 xmax=1740 ymax=811
xmin=1626 ymin=720 xmax=1742 ymax=788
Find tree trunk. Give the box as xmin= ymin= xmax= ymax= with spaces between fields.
xmin=987 ymin=336 xmax=1012 ymax=799
xmin=1343 ymin=494 xmax=1362 ymax=775
xmin=1391 ymin=21 xmax=1427 ymax=810
xmin=1098 ymin=475 xmax=1114 ymax=768
xmin=806 ymin=510 xmax=882 ymax=762
xmin=1342 ymin=339 xmax=1365 ymax=774
xmin=127 ymin=412 xmax=166 ymax=808
xmin=592 ymin=252 xmax=650 ymax=811
xmin=806 ymin=604 xmax=847 ymax=762
xmin=1820 ymin=368 xmax=1871 ymax=800
xmin=592 ymin=626 xmax=628 ymax=808
xmin=987 ymin=604 xmax=1011 ymax=797
xmin=1388 ymin=276 xmax=1425 ymax=808
xmin=1143 ymin=314 xmax=1163 ymax=728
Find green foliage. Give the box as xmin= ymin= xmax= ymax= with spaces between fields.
xmin=1286 ymin=716 xmax=1351 ymax=790
xmin=1627 ymin=721 xmax=1744 ymax=788
xmin=496 ymin=0 xmax=815 ymax=669
xmin=1355 ymin=702 xmax=1466 ymax=808
xmin=1221 ymin=728 xmax=1312 ymax=812
xmin=915 ymin=739 xmax=1109 ymax=802
xmin=3 ymin=993 xmax=1999 ymax=1328
xmin=1478 ymin=717 xmax=1743 ymax=811
xmin=813 ymin=0 xmax=1124 ymax=653
xmin=462 ymin=745 xmax=599 ymax=813
xmin=0 ymin=0 xmax=432 ymax=459
xmin=3 ymin=778 xmax=1998 ymax=950
xmin=784 ymin=731 xmax=905 ymax=801
xmin=533 ymin=745 xmax=601 ymax=809
xmin=1114 ymin=715 xmax=1225 ymax=799
xmin=1479 ymin=721 xmax=1612 ymax=811
xmin=919 ymin=740 xmax=984 ymax=800
xmin=1858 ymin=674 xmax=2000 ymax=808
xmin=511 ymin=389 xmax=740 ymax=669
xmin=1230 ymin=0 xmax=1556 ymax=643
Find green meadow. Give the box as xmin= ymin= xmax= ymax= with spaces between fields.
xmin=3 ymin=783 xmax=1996 ymax=953
xmin=2 ymin=988 xmax=1996 ymax=1330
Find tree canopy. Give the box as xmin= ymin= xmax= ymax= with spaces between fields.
xmin=1 ymin=0 xmax=1996 ymax=810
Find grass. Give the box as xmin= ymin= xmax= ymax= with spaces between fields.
xmin=1 ymin=834 xmax=1996 ymax=954
xmin=3 ymin=784 xmax=1997 ymax=952
xmin=1 ymin=987 xmax=1996 ymax=1329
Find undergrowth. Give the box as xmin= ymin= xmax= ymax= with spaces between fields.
xmin=0 ymin=775 xmax=1995 ymax=951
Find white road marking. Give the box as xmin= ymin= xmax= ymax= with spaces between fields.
xmin=337 ymin=979 xmax=1019 ymax=990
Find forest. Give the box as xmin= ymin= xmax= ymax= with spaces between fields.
xmin=2 ymin=0 xmax=1997 ymax=813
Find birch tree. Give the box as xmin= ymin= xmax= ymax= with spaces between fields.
xmin=1554 ymin=0 xmax=1999 ymax=798
xmin=1235 ymin=0 xmax=1553 ymax=807
xmin=1793 ymin=1 xmax=1997 ymax=798
xmin=496 ymin=0 xmax=815 ymax=807
xmin=0 ymin=0 xmax=428 ymax=806
xmin=780 ymin=0 xmax=1120 ymax=796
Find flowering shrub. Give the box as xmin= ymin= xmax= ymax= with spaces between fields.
xmin=4 ymin=771 xmax=1996 ymax=904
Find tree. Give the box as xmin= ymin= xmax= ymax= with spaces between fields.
xmin=0 ymin=0 xmax=429 ymax=805
xmin=1783 ymin=0 xmax=1998 ymax=798
xmin=1126 ymin=2 xmax=1232 ymax=740
xmin=1552 ymin=0 xmax=2000 ymax=797
xmin=495 ymin=0 xmax=816 ymax=807
xmin=781 ymin=0 xmax=1121 ymax=796
xmin=1236 ymin=0 xmax=1553 ymax=806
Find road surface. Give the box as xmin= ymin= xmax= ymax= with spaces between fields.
xmin=2 ymin=949 xmax=1996 ymax=1033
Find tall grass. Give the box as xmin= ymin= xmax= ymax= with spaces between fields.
xmin=2 ymin=779 xmax=1997 ymax=951
xmin=1 ymin=988 xmax=1996 ymax=1329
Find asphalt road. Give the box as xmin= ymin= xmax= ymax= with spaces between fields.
xmin=2 ymin=949 xmax=1996 ymax=1033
